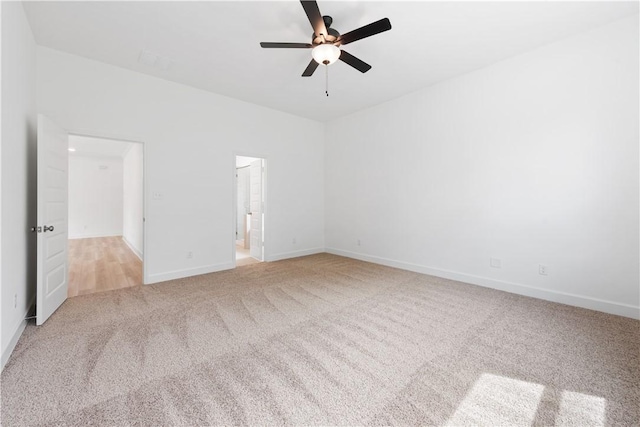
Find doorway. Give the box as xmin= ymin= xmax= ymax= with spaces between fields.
xmin=235 ymin=155 xmax=265 ymax=267
xmin=67 ymin=134 xmax=144 ymax=296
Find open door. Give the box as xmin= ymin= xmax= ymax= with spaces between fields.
xmin=35 ymin=115 xmax=69 ymax=325
xmin=249 ymin=159 xmax=263 ymax=261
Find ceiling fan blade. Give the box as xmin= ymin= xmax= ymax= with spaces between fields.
xmin=302 ymin=59 xmax=319 ymax=77
xmin=337 ymin=18 xmax=392 ymax=46
xmin=300 ymin=1 xmax=328 ymax=38
xmin=260 ymin=42 xmax=313 ymax=49
xmin=339 ymin=50 xmax=372 ymax=73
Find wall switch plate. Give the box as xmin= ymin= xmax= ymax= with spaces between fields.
xmin=292 ymin=238 xmax=296 ymax=244
xmin=539 ymin=264 xmax=548 ymax=275
xmin=490 ymin=258 xmax=501 ymax=268
xmin=357 ymin=239 xmax=361 ymax=246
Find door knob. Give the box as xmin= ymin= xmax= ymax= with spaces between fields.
xmin=43 ymin=225 xmax=54 ymax=232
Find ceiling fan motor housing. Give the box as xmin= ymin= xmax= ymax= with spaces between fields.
xmin=312 ymin=16 xmax=340 ymax=45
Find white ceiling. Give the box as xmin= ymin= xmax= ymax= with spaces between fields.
xmin=68 ymin=134 xmax=132 ymax=158
xmin=23 ymin=1 xmax=639 ymax=122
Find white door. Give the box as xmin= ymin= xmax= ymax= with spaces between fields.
xmin=249 ymin=159 xmax=263 ymax=261
xmin=36 ymin=115 xmax=69 ymax=325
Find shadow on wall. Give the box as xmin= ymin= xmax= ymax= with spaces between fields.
xmin=25 ymin=117 xmax=37 ymax=310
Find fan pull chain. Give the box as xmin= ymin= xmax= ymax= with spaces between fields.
xmin=325 ymin=65 xmax=329 ymax=97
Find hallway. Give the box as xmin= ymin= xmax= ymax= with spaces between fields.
xmin=236 ymin=242 xmax=261 ymax=267
xmin=68 ymin=236 xmax=142 ymax=297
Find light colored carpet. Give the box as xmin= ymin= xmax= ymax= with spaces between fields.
xmin=1 ymin=254 xmax=638 ymax=426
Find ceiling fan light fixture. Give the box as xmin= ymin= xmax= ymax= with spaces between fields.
xmin=312 ymin=44 xmax=340 ymax=65
xmin=260 ymin=1 xmax=392 ymax=78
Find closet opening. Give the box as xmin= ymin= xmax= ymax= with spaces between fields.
xmin=234 ymin=155 xmax=265 ymax=266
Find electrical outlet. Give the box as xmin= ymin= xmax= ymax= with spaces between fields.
xmin=292 ymin=237 xmax=296 ymax=244
xmin=539 ymin=264 xmax=548 ymax=276
xmin=152 ymin=191 xmax=164 ymax=200
xmin=357 ymin=239 xmax=361 ymax=246
xmin=490 ymin=258 xmax=502 ymax=268
xmin=186 ymin=251 xmax=193 ymax=259
xmin=14 ymin=294 xmax=17 ymax=309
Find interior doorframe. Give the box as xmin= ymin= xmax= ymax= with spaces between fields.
xmin=232 ymin=152 xmax=268 ymax=266
xmin=68 ymin=131 xmax=149 ymax=284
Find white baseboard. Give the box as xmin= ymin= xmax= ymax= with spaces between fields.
xmin=122 ymin=236 xmax=143 ymax=261
xmin=325 ymin=248 xmax=640 ymax=320
xmin=2 ymin=297 xmax=36 ymax=371
xmin=146 ymin=248 xmax=324 ymax=285
xmin=146 ymin=262 xmax=235 ymax=284
xmin=69 ymin=232 xmax=122 ymax=240
xmin=266 ymin=247 xmax=325 ymax=262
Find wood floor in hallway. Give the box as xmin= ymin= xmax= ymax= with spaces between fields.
xmin=236 ymin=241 xmax=261 ymax=267
xmin=68 ymin=236 xmax=142 ymax=297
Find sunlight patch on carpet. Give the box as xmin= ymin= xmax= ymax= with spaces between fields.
xmin=445 ymin=373 xmax=544 ymax=426
xmin=556 ymin=390 xmax=606 ymax=426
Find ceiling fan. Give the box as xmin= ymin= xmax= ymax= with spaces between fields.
xmin=260 ymin=0 xmax=392 ymax=78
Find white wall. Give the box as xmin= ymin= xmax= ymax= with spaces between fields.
xmin=37 ymin=47 xmax=325 ymax=283
xmin=325 ymin=15 xmax=640 ymax=319
xmin=1 ymin=2 xmax=38 ymax=368
xmin=68 ymin=155 xmax=123 ymax=239
xmin=122 ymin=143 xmax=143 ymax=258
